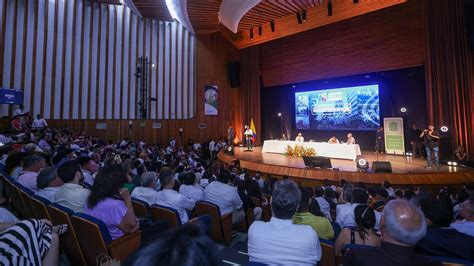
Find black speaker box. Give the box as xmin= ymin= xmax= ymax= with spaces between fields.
xmin=303 ymin=156 xmax=332 ymax=169
xmin=372 ymin=161 xmax=392 ymax=173
xmin=228 ymin=62 xmax=240 ymax=88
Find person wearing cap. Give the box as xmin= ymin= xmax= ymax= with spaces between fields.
xmin=55 ymin=160 xmax=90 ymax=213
xmin=35 ymin=167 xmax=64 ymax=202
xmin=77 ymin=156 xmax=98 ymax=186
xmin=17 ymin=154 xmax=46 ymax=192
xmin=155 ymin=167 xmax=195 ymax=224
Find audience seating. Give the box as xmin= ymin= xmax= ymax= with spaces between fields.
xmin=195 ymin=201 xmax=233 ymax=245
xmin=250 ymin=196 xmax=272 ymax=221
xmin=71 ymin=213 xmax=141 ymax=265
xmin=1 ymin=174 xmax=26 ymax=217
xmin=47 ymin=203 xmax=87 ymax=266
xmin=16 ymin=183 xmax=36 ymax=219
xmin=29 ymin=195 xmax=52 ymax=220
xmin=131 ymin=198 xmax=149 ymax=218
xmin=149 ymin=204 xmax=182 ymax=229
xmin=319 ymin=239 xmax=336 ymax=266
xmin=426 ymin=255 xmax=474 ymax=266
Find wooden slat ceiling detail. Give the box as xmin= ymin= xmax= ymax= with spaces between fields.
xmin=88 ymin=0 xmax=122 ymax=4
xmin=187 ymin=0 xmax=223 ymax=34
xmin=132 ymin=0 xmax=173 ymax=20
xmin=227 ymin=0 xmax=407 ymax=49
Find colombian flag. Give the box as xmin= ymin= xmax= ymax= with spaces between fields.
xmin=250 ymin=118 xmax=257 ymax=143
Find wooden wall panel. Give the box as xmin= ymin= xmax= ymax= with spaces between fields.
xmin=0 ymin=0 xmax=195 ymax=120
xmin=259 ymin=0 xmax=424 ymax=87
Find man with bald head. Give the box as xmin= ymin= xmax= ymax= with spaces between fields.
xmin=344 ymin=199 xmax=438 ymax=266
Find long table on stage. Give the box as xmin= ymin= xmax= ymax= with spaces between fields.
xmin=262 ymin=140 xmax=362 ymax=160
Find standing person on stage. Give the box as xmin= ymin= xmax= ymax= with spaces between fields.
xmin=409 ymin=124 xmax=423 ymax=158
xmin=375 ymin=127 xmax=385 ymax=153
xmin=346 ymin=133 xmax=356 ymax=145
xmin=281 ymin=133 xmax=287 ymax=141
xmin=244 ymin=125 xmax=254 ymax=151
xmin=420 ymin=125 xmax=440 ymax=170
xmin=295 ymin=133 xmax=304 ymax=143
xmin=328 ymin=136 xmax=339 ymax=144
xmin=228 ymin=125 xmax=235 ymax=146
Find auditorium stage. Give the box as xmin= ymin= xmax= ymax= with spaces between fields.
xmin=217 ymin=147 xmax=474 ymax=186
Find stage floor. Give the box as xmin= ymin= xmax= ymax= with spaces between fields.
xmin=218 ymin=147 xmax=474 ymax=186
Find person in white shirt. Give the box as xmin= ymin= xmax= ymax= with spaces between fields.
xmin=17 ymin=154 xmax=45 ymax=192
xmin=13 ymin=105 xmax=25 ymax=117
xmin=336 ymin=188 xmax=381 ymax=230
xmin=193 ymin=142 xmax=201 ymax=151
xmin=450 ymin=196 xmax=474 ymax=236
xmin=314 ymin=186 xmax=332 ymax=221
xmin=248 ymin=179 xmax=321 ymax=265
xmin=77 ymin=156 xmax=98 ymax=186
xmin=38 ymin=135 xmax=52 ymax=152
xmin=35 ymin=167 xmax=63 ymax=202
xmin=54 ymin=160 xmax=90 ymax=213
xmin=346 ymin=133 xmax=356 ymax=145
xmin=205 ymin=170 xmax=244 ymax=225
xmin=209 ymin=139 xmax=216 ymax=160
xmin=131 ymin=171 xmax=160 ymax=205
xmin=295 ymin=132 xmax=304 ymax=143
xmin=32 ymin=114 xmax=48 ymax=130
xmin=179 ymin=172 xmax=204 ymax=202
xmin=155 ymin=168 xmax=195 ymax=224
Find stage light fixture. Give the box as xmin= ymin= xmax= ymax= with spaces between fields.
xmin=328 ymin=1 xmax=333 ymax=16
xmin=270 ymin=20 xmax=275 ymax=32
xmin=447 ymin=161 xmax=453 ymax=166
xmin=453 ymin=162 xmax=458 ymax=166
xmin=296 ymin=12 xmax=303 ymax=24
xmin=302 ymin=10 xmax=307 ymax=21
xmin=277 ymin=112 xmax=282 ymax=117
xmin=292 ymin=85 xmax=296 ymax=88
xmin=250 ymin=28 xmax=254 ymax=40
xmin=400 ymin=107 xmax=407 ymax=113
xmin=440 ymin=126 xmax=449 ymax=132
xmin=357 ymin=159 xmax=369 ymax=171
xmin=258 ymin=25 xmax=262 ymax=35
xmin=406 ymin=152 xmax=413 ymax=157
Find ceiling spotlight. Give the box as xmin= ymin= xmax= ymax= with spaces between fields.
xmin=400 ymin=107 xmax=407 ymax=113
xmin=151 ymin=63 xmax=155 ymax=68
xmin=440 ymin=126 xmax=449 ymax=132
xmin=302 ymin=10 xmax=307 ymax=22
xmin=250 ymin=28 xmax=254 ymax=40
xmin=277 ymin=112 xmax=282 ymax=117
xmin=258 ymin=25 xmax=262 ymax=35
xmin=296 ymin=12 xmax=303 ymax=24
xmin=270 ymin=20 xmax=275 ymax=32
xmin=328 ymin=1 xmax=333 ymax=16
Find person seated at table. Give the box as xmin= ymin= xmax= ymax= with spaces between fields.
xmin=280 ymin=133 xmax=287 ymax=141
xmin=346 ymin=133 xmax=356 ymax=145
xmin=295 ymin=133 xmax=304 ymax=143
xmin=328 ymin=136 xmax=339 ymax=144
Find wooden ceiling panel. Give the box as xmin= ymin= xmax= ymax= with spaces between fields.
xmin=187 ymin=0 xmax=222 ymax=34
xmin=132 ymin=0 xmax=173 ymax=20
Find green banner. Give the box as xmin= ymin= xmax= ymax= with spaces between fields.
xmin=384 ymin=118 xmax=405 ymax=155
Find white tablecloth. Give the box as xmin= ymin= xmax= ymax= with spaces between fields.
xmin=262 ymin=140 xmax=362 ymax=160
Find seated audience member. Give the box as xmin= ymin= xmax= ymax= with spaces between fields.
xmin=371 ymin=188 xmax=389 ymax=212
xmin=417 ymin=198 xmax=474 ymax=260
xmin=179 ymin=172 xmax=205 ymax=202
xmin=55 ymin=160 xmax=90 ymax=213
xmin=35 ymin=167 xmax=64 ymax=202
xmin=130 ymin=171 xmax=160 ymax=205
xmin=85 ymin=165 xmax=139 ymax=240
xmin=204 ymin=170 xmax=244 ymax=225
xmin=337 ymin=188 xmax=381 ymax=229
xmin=453 ymin=145 xmax=467 ymax=161
xmin=77 ymin=156 xmax=97 ymax=186
xmin=314 ymin=186 xmax=332 ymax=220
xmin=248 ymin=179 xmax=321 ymax=265
xmin=17 ymin=154 xmax=45 ymax=192
xmin=124 ymin=225 xmax=219 ymax=266
xmin=293 ymin=187 xmax=334 ymax=240
xmin=0 ymin=219 xmax=63 ymax=265
xmin=450 ymin=195 xmax=474 ymax=236
xmin=52 ymin=148 xmax=75 ymax=168
xmin=335 ymin=205 xmax=381 ymax=254
xmin=383 ymin=181 xmax=395 ymax=197
xmin=246 ymin=179 xmax=269 ymax=206
xmin=343 ymin=200 xmax=435 ymax=266
xmin=235 ymin=179 xmax=262 ymax=221
xmin=155 ymin=167 xmax=195 ymax=224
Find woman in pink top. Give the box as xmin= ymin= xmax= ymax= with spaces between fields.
xmin=85 ymin=165 xmax=138 ymax=240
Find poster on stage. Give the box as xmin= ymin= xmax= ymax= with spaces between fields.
xmin=384 ymin=117 xmax=405 ymax=155
xmin=204 ymin=85 xmax=218 ymax=115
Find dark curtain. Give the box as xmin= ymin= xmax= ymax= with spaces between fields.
xmin=424 ymin=0 xmax=474 ymax=160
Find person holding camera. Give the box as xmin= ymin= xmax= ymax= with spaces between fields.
xmin=419 ymin=125 xmax=440 ymax=170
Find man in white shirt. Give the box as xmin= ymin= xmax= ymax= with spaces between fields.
xmin=55 ymin=160 xmax=90 ymax=213
xmin=13 ymin=105 xmax=25 ymax=117
xmin=179 ymin=172 xmax=204 ymax=202
xmin=450 ymin=196 xmax=474 ymax=236
xmin=346 ymin=133 xmax=356 ymax=145
xmin=295 ymin=132 xmax=304 ymax=142
xmin=77 ymin=156 xmax=98 ymax=186
xmin=35 ymin=167 xmax=63 ymax=202
xmin=131 ymin=171 xmax=160 ymax=205
xmin=209 ymin=139 xmax=216 ymax=160
xmin=155 ymin=168 xmax=195 ymax=224
xmin=17 ymin=154 xmax=45 ymax=192
xmin=32 ymin=114 xmax=48 ymax=130
xmin=204 ymin=170 xmax=244 ymax=225
xmin=193 ymin=142 xmax=201 ymax=151
xmin=248 ymin=179 xmax=321 ymax=265
xmin=336 ymin=188 xmax=381 ymax=229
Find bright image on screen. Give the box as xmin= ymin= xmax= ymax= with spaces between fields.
xmin=295 ymin=85 xmax=380 ymax=131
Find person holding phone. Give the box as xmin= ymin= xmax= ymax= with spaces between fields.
xmin=420 ymin=125 xmax=440 ymax=170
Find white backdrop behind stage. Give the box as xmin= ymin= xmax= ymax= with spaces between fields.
xmin=262 ymin=140 xmax=362 ymax=160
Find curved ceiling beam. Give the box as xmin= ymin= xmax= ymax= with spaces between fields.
xmin=166 ymin=0 xmax=195 ymax=34
xmin=219 ymin=0 xmax=261 ymax=33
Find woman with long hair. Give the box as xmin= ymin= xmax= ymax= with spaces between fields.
xmin=85 ymin=165 xmax=138 ymax=240
xmin=334 ymin=204 xmax=381 ymax=254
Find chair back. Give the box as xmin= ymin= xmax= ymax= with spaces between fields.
xmin=1 ymin=175 xmax=25 ymax=215
xmin=195 ymin=201 xmax=232 ymax=245
xmin=131 ymin=198 xmax=149 ymax=218
xmin=250 ymin=197 xmax=262 ymax=207
xmin=425 ymin=255 xmax=474 ymax=266
xmin=47 ymin=203 xmax=86 ymax=266
xmin=149 ymin=204 xmax=182 ymax=228
xmin=71 ymin=213 xmax=110 ymax=266
xmin=319 ymin=239 xmax=336 ymax=266
xmin=16 ymin=184 xmax=36 ymax=219
xmin=30 ymin=195 xmax=51 ymax=220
